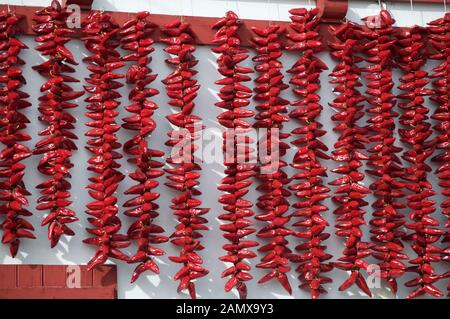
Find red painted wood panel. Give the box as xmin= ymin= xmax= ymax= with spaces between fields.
xmin=0 ymin=265 xmax=117 ymax=299
xmin=43 ymin=265 xmax=67 ymax=287
xmin=0 ymin=265 xmax=16 ymax=289
xmin=17 ymin=265 xmax=42 ymax=288
xmin=0 ymin=288 xmax=116 ymax=299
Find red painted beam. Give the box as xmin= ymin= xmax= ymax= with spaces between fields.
xmin=64 ymin=0 xmax=93 ymax=10
xmin=0 ymin=4 xmax=342 ymax=47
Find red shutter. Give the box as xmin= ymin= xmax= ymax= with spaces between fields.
xmin=0 ymin=265 xmax=117 ymax=299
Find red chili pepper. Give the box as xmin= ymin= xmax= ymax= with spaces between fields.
xmin=0 ymin=11 xmax=34 ymax=257
xmin=286 ymin=8 xmax=333 ymax=299
xmin=428 ymin=14 xmax=450 ymax=297
xmin=328 ymin=21 xmax=373 ymax=297
xmin=119 ymin=12 xmax=168 ymax=283
xmin=251 ymin=24 xmax=293 ymax=295
xmin=81 ymin=11 xmax=129 ymax=270
xmin=213 ymin=11 xmax=257 ymax=299
xmin=361 ymin=10 xmax=407 ymax=297
xmin=32 ymin=0 xmax=83 ymax=248
xmin=162 ymin=19 xmax=209 ymax=299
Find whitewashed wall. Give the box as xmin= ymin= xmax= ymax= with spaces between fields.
xmin=0 ymin=0 xmax=448 ymax=299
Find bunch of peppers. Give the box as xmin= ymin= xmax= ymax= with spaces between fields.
xmin=119 ymin=12 xmax=168 ymax=283
xmin=81 ymin=11 xmax=129 ymax=270
xmin=161 ymin=19 xmax=209 ymax=299
xmin=397 ymin=26 xmax=444 ymax=298
xmin=213 ymin=11 xmax=257 ymax=299
xmin=328 ymin=21 xmax=373 ymax=297
xmin=361 ymin=10 xmax=407 ymax=296
xmin=32 ymin=0 xmax=84 ymax=248
xmin=251 ymin=25 xmax=292 ymax=294
xmin=285 ymin=8 xmax=333 ymax=299
xmin=0 ymin=10 xmax=34 ymax=257
xmin=428 ymin=13 xmax=450 ymax=296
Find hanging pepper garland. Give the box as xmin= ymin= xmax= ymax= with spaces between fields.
xmin=251 ymin=25 xmax=292 ymax=294
xmin=119 ymin=11 xmax=168 ymax=283
xmin=33 ymin=0 xmax=84 ymax=248
xmin=397 ymin=26 xmax=444 ymax=299
xmin=0 ymin=11 xmax=34 ymax=257
xmin=161 ymin=19 xmax=209 ymax=299
xmin=286 ymin=8 xmax=333 ymax=299
xmin=81 ymin=11 xmax=129 ymax=270
xmin=428 ymin=14 xmax=450 ymax=296
xmin=328 ymin=20 xmax=373 ymax=297
xmin=213 ymin=11 xmax=257 ymax=299
xmin=361 ymin=10 xmax=407 ymax=296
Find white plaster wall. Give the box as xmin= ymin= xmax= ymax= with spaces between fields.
xmin=0 ymin=0 xmax=448 ymax=299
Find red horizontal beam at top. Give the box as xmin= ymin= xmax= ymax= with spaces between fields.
xmin=0 ymin=4 xmax=343 ymax=47
xmin=0 ymin=3 xmax=441 ymax=48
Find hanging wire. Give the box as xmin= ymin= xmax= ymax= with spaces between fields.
xmin=410 ymin=0 xmax=414 ymax=12
xmin=180 ymin=0 xmax=184 ymax=21
xmin=378 ymin=0 xmax=387 ymax=10
xmin=276 ymin=2 xmax=281 ymax=21
xmin=445 ymin=0 xmax=447 ymax=13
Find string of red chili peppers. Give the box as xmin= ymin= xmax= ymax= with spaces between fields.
xmin=428 ymin=13 xmax=450 ymax=297
xmin=251 ymin=25 xmax=293 ymax=294
xmin=328 ymin=20 xmax=373 ymax=297
xmin=81 ymin=11 xmax=129 ymax=270
xmin=32 ymin=0 xmax=84 ymax=248
xmin=397 ymin=26 xmax=444 ymax=299
xmin=0 ymin=10 xmax=34 ymax=257
xmin=285 ymin=8 xmax=333 ymax=299
xmin=119 ymin=12 xmax=168 ymax=283
xmin=213 ymin=11 xmax=257 ymax=299
xmin=361 ymin=10 xmax=407 ymax=296
xmin=161 ymin=19 xmax=209 ymax=299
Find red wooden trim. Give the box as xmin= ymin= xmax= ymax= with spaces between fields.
xmin=0 ymin=265 xmax=117 ymax=299
xmin=64 ymin=0 xmax=94 ymax=10
xmin=0 ymin=288 xmax=116 ymax=299
xmin=0 ymin=4 xmax=338 ymax=46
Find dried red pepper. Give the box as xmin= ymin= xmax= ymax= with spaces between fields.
xmin=328 ymin=20 xmax=373 ymax=297
xmin=0 ymin=10 xmax=34 ymax=256
xmin=251 ymin=24 xmax=293 ymax=294
xmin=361 ymin=10 xmax=407 ymax=297
xmin=398 ymin=25 xmax=445 ymax=299
xmin=119 ymin=12 xmax=168 ymax=283
xmin=32 ymin=0 xmax=83 ymax=248
xmin=162 ymin=19 xmax=209 ymax=299
xmin=81 ymin=11 xmax=129 ymax=270
xmin=428 ymin=13 xmax=450 ymax=297
xmin=286 ymin=8 xmax=333 ymax=299
xmin=213 ymin=11 xmax=257 ymax=299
